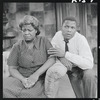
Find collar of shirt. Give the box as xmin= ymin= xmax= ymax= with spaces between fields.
xmin=22 ymin=36 xmax=40 ymax=50
xmin=60 ymin=31 xmax=78 ymax=43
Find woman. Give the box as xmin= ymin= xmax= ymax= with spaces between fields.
xmin=3 ymin=15 xmax=56 ymax=98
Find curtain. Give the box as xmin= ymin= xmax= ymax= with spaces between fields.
xmin=55 ymin=3 xmax=87 ymax=37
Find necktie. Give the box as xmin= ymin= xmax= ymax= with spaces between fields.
xmin=64 ymin=39 xmax=78 ymax=76
xmin=64 ymin=39 xmax=72 ymax=74
xmin=64 ymin=39 xmax=69 ymax=51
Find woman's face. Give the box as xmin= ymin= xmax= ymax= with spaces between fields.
xmin=22 ymin=24 xmax=37 ymax=42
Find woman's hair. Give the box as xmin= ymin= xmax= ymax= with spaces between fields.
xmin=19 ymin=15 xmax=40 ymax=35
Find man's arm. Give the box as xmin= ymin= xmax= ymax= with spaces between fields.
xmin=65 ymin=37 xmax=93 ymax=69
xmin=58 ymin=57 xmax=74 ymax=71
xmin=48 ymin=41 xmax=93 ymax=70
xmin=48 ymin=47 xmax=74 ymax=71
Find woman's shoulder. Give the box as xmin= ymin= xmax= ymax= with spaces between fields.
xmin=37 ymin=36 xmax=49 ymax=42
xmin=12 ymin=39 xmax=23 ymax=49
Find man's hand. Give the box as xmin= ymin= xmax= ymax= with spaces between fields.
xmin=48 ymin=47 xmax=65 ymax=57
xmin=58 ymin=57 xmax=73 ymax=71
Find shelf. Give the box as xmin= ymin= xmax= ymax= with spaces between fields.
xmin=3 ymin=35 xmax=16 ymax=40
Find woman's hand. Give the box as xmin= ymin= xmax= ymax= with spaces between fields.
xmin=21 ymin=78 xmax=29 ymax=88
xmin=27 ymin=73 xmax=39 ymax=88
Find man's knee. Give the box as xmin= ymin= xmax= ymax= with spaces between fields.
xmin=83 ymin=69 xmax=96 ymax=82
xmin=46 ymin=63 xmax=67 ymax=79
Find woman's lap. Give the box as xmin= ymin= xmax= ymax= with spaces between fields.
xmin=3 ymin=76 xmax=46 ymax=98
xmin=19 ymin=79 xmax=46 ymax=98
xmin=3 ymin=77 xmax=23 ymax=98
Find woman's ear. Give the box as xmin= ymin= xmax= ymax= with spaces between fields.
xmin=35 ymin=29 xmax=37 ymax=34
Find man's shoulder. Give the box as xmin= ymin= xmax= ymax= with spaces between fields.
xmin=75 ymin=32 xmax=87 ymax=40
xmin=55 ymin=30 xmax=62 ymax=35
xmin=75 ymin=32 xmax=88 ymax=44
xmin=53 ymin=30 xmax=62 ymax=39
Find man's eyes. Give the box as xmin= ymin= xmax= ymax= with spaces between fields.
xmin=64 ymin=26 xmax=75 ymax=29
xmin=64 ymin=25 xmax=69 ymax=28
xmin=71 ymin=27 xmax=75 ymax=29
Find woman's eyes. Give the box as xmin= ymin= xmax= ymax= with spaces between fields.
xmin=28 ymin=29 xmax=33 ymax=32
xmin=22 ymin=29 xmax=33 ymax=32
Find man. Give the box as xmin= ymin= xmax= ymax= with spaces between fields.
xmin=45 ymin=17 xmax=96 ymax=98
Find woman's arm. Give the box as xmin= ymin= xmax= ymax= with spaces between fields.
xmin=26 ymin=57 xmax=56 ymax=88
xmin=26 ymin=37 xmax=56 ymax=88
xmin=33 ymin=57 xmax=56 ymax=77
xmin=34 ymin=37 xmax=56 ymax=76
xmin=9 ymin=66 xmax=28 ymax=88
xmin=7 ymin=43 xmax=28 ymax=86
xmin=9 ymin=66 xmax=25 ymax=81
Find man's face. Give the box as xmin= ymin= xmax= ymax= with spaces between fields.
xmin=22 ymin=24 xmax=37 ymax=41
xmin=61 ymin=20 xmax=77 ymax=40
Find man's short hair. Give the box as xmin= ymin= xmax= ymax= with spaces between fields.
xmin=62 ymin=16 xmax=77 ymax=25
